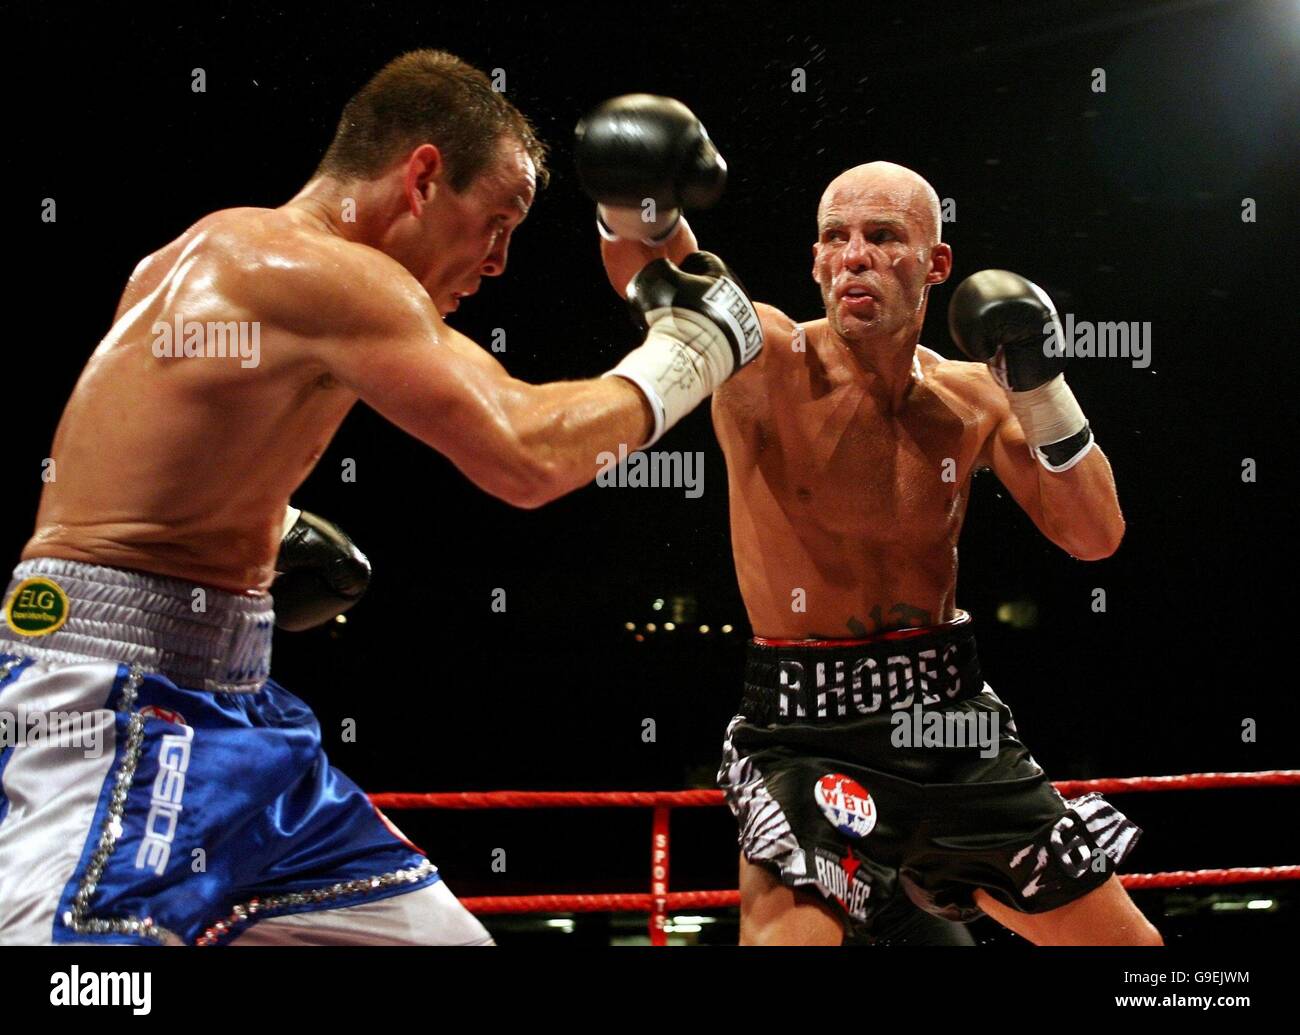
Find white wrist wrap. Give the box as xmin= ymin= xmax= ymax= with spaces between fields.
xmin=1006 ymin=374 xmax=1096 ymax=472
xmin=604 ymin=310 xmax=735 ymax=448
xmin=1007 ymin=374 xmax=1085 ymax=448
xmin=596 ymin=204 xmax=682 ymax=246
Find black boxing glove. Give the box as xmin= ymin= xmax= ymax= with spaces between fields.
xmin=948 ymin=269 xmax=1094 ymax=472
xmin=575 ymin=94 xmax=726 ymax=245
xmin=605 ymin=251 xmax=763 ymax=446
xmin=272 ymin=508 xmax=371 ymax=631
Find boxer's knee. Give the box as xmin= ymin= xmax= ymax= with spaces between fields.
xmin=974 ymin=878 xmax=1162 ymax=946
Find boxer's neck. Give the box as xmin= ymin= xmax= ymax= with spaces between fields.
xmin=825 ymin=323 xmax=923 ymax=412
xmin=283 ymin=176 xmax=400 ymax=249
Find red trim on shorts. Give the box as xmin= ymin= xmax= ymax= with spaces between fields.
xmin=370 ymin=803 xmax=427 ymax=857
xmin=752 ymin=610 xmax=971 ymax=648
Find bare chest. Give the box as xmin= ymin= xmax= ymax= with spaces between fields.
xmin=727 ymin=368 xmax=987 ymax=548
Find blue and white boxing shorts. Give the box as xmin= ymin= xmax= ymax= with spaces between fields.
xmin=0 ymin=558 xmax=491 ymax=945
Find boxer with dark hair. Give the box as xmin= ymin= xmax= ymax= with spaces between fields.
xmin=0 ymin=54 xmax=761 ymax=945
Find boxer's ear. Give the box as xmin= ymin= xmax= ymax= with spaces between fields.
xmin=811 ymin=241 xmax=820 ymax=285
xmin=405 ymin=144 xmax=444 ymax=211
xmin=927 ymin=243 xmax=953 ymax=285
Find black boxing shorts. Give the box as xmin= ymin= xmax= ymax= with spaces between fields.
xmin=716 ymin=612 xmax=1142 ymax=930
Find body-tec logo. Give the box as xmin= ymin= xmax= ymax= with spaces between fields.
xmin=813 ymin=847 xmax=873 ymax=922
xmin=813 ymin=773 xmax=877 ymax=838
xmin=134 ymin=725 xmax=194 ymax=875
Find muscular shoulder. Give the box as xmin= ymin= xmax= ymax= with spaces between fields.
xmin=165 ymin=208 xmax=430 ymax=341
xmin=714 ymin=303 xmax=795 ymax=409
xmin=918 ymin=346 xmax=1006 ymax=412
xmin=755 ymin=303 xmax=800 ymax=348
xmin=917 ymin=347 xmax=1011 ymax=469
xmin=731 ymin=304 xmax=808 ymax=378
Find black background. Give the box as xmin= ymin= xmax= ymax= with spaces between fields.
xmin=6 ymin=0 xmax=1297 ymax=940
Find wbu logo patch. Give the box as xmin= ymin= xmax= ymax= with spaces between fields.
xmin=813 ymin=773 xmax=877 ymax=838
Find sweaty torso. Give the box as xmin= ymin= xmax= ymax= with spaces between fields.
xmin=23 ymin=208 xmax=363 ymax=593
xmin=712 ymin=310 xmax=1004 ymax=638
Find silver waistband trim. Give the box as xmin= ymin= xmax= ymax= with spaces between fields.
xmin=0 ymin=558 xmax=274 ymax=694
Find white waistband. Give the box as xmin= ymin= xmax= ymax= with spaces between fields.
xmin=0 ymin=558 xmax=274 ymax=693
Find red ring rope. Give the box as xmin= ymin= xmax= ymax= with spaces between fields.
xmin=460 ymin=867 xmax=1300 ymax=915
xmin=368 ymin=770 xmax=1299 ymax=940
xmin=369 ymin=770 xmax=1300 ymax=811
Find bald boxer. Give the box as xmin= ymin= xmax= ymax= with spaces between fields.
xmin=594 ymin=130 xmax=1160 ymax=945
xmin=0 ymin=52 xmax=760 ymax=945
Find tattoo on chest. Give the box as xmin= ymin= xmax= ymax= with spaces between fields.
xmin=823 ymin=603 xmax=933 ymax=639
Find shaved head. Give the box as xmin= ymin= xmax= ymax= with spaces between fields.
xmin=817 ymin=162 xmax=943 ymax=246
xmin=811 ymin=160 xmax=951 ymax=346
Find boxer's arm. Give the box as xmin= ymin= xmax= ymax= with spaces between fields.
xmin=599 ymin=217 xmax=699 ymax=298
xmin=575 ymin=96 xmax=718 ymax=299
xmin=217 ymin=229 xmax=655 ymax=509
xmin=979 ymin=391 xmax=1125 ymax=561
xmin=601 ymin=231 xmax=784 ymax=395
xmin=326 ymin=299 xmax=652 ymax=509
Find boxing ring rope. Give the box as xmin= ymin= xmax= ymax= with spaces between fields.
xmin=369 ymin=770 xmax=1300 ymax=944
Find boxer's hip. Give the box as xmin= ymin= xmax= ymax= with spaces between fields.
xmin=0 ymin=559 xmax=437 ymax=945
xmin=0 ymin=557 xmax=275 ymax=694
xmin=718 ymin=613 xmax=1142 ymax=929
xmin=724 ymin=613 xmax=1055 ymax=837
xmin=729 ymin=612 xmax=1020 ymax=781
